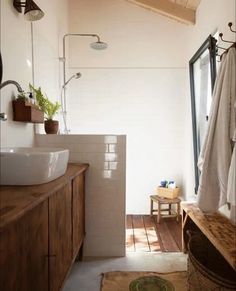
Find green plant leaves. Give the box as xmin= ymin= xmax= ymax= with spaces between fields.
xmin=29 ymin=84 xmax=61 ymax=120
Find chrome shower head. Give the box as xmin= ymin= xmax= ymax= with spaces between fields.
xmin=63 ymin=72 xmax=82 ymax=88
xmin=75 ymin=72 xmax=82 ymax=79
xmin=90 ymin=41 xmax=108 ymax=50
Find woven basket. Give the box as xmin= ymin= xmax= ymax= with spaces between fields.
xmin=156 ymin=187 xmax=180 ymax=199
xmin=187 ymin=233 xmax=236 ymax=290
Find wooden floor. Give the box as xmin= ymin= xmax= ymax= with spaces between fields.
xmin=126 ymin=215 xmax=182 ymax=252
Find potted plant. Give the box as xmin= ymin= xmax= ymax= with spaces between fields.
xmin=30 ymin=84 xmax=61 ymax=134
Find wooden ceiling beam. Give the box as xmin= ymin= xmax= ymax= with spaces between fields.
xmin=126 ymin=0 xmax=196 ymax=25
xmin=186 ymin=0 xmax=201 ymax=10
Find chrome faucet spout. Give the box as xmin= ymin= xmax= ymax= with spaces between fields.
xmin=0 ymin=80 xmax=24 ymax=122
xmin=0 ymin=113 xmax=7 ymax=121
xmin=0 ymin=80 xmax=24 ymax=93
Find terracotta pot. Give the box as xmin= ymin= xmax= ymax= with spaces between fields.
xmin=44 ymin=120 xmax=59 ymax=134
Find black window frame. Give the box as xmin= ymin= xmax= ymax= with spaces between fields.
xmin=189 ymin=35 xmax=217 ymax=194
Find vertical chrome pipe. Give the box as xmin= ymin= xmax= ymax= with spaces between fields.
xmin=62 ymin=35 xmax=67 ymax=114
xmin=31 ymin=22 xmax=35 ymax=87
xmin=62 ymin=34 xmax=100 ymax=116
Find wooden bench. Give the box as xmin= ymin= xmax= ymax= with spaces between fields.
xmin=150 ymin=195 xmax=181 ymax=223
xmin=182 ymin=202 xmax=236 ymax=271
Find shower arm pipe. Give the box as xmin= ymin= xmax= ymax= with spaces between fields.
xmin=62 ymin=33 xmax=100 ymax=114
xmin=63 ymin=74 xmax=75 ymax=88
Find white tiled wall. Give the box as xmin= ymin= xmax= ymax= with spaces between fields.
xmin=66 ymin=68 xmax=186 ymax=213
xmin=35 ymin=134 xmax=126 ymax=257
xmin=1 ymin=0 xmax=68 ymax=147
xmin=1 ymin=1 xmax=34 ymax=147
xmin=66 ymin=0 xmax=189 ymax=212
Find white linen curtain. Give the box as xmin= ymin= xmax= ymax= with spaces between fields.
xmin=197 ymin=47 xmax=236 ymax=224
xmin=198 ymin=54 xmax=210 ymax=152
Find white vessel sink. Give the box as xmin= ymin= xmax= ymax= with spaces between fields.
xmin=0 ymin=147 xmax=69 ymax=185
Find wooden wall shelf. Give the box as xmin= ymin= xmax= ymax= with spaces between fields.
xmin=12 ymin=100 xmax=44 ymax=123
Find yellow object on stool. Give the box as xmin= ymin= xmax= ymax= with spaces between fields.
xmin=150 ymin=195 xmax=181 ymax=223
xmin=157 ymin=186 xmax=180 ymax=199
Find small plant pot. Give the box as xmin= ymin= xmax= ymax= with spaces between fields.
xmin=44 ymin=120 xmax=59 ymax=134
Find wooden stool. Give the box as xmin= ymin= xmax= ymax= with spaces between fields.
xmin=150 ymin=195 xmax=181 ymax=223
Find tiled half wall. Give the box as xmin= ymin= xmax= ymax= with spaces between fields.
xmin=35 ymin=134 xmax=126 ymax=257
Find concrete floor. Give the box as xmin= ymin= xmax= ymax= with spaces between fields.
xmin=63 ymin=252 xmax=188 ymax=291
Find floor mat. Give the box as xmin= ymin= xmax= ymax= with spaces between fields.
xmin=101 ymin=271 xmax=187 ymax=291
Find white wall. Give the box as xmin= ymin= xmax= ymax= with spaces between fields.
xmin=32 ymin=0 xmax=68 ymax=100
xmin=183 ymin=0 xmax=236 ymax=200
xmin=35 ymin=134 xmax=126 ymax=257
xmin=32 ymin=0 xmax=68 ymax=133
xmin=67 ymin=0 xmax=190 ymax=214
xmin=0 ymin=0 xmax=34 ymax=147
xmin=0 ymin=0 xmax=68 ymax=145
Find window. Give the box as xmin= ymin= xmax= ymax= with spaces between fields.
xmin=189 ymin=35 xmax=217 ymax=193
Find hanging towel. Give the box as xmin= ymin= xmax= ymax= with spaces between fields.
xmin=227 ymin=126 xmax=236 ymax=224
xmin=197 ymin=47 xmax=236 ymax=212
xmin=227 ymin=143 xmax=236 ymax=224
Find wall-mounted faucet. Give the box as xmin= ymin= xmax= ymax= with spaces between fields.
xmin=0 ymin=80 xmax=24 ymax=93
xmin=0 ymin=80 xmax=24 ymax=121
xmin=0 ymin=113 xmax=7 ymax=121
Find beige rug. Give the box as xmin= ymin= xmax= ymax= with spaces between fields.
xmin=101 ymin=271 xmax=187 ymax=291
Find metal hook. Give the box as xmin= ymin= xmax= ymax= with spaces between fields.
xmin=216 ymin=52 xmax=222 ymax=62
xmin=216 ymin=45 xmax=227 ymax=51
xmin=228 ymin=22 xmax=236 ymax=33
xmin=219 ymin=33 xmax=235 ymax=44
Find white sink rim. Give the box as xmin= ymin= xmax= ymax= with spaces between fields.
xmin=0 ymin=147 xmax=68 ymax=155
xmin=0 ymin=147 xmax=69 ymax=186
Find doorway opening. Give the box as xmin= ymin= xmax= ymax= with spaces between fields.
xmin=126 ymin=215 xmax=182 ymax=253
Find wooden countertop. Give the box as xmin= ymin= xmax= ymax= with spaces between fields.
xmin=0 ymin=163 xmax=89 ymax=231
xmin=182 ymin=202 xmax=236 ymax=271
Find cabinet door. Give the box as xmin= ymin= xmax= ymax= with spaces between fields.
xmin=0 ymin=201 xmax=49 ymax=291
xmin=72 ymin=173 xmax=85 ymax=259
xmin=49 ymin=184 xmax=72 ymax=291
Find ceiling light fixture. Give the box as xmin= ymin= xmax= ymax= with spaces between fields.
xmin=13 ymin=0 xmax=44 ymax=21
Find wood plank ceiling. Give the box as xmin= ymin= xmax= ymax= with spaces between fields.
xmin=169 ymin=0 xmax=201 ymax=10
xmin=125 ymin=0 xmax=201 ymax=25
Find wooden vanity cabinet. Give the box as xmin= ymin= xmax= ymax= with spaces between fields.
xmin=0 ymin=164 xmax=88 ymax=291
xmin=49 ymin=184 xmax=72 ymax=291
xmin=0 ymin=201 xmax=49 ymax=291
xmin=72 ymin=172 xmax=85 ymax=259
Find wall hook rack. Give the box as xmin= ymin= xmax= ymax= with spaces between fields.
xmin=228 ymin=22 xmax=236 ymax=33
xmin=219 ymin=33 xmax=235 ymax=44
xmin=216 ymin=45 xmax=227 ymax=51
